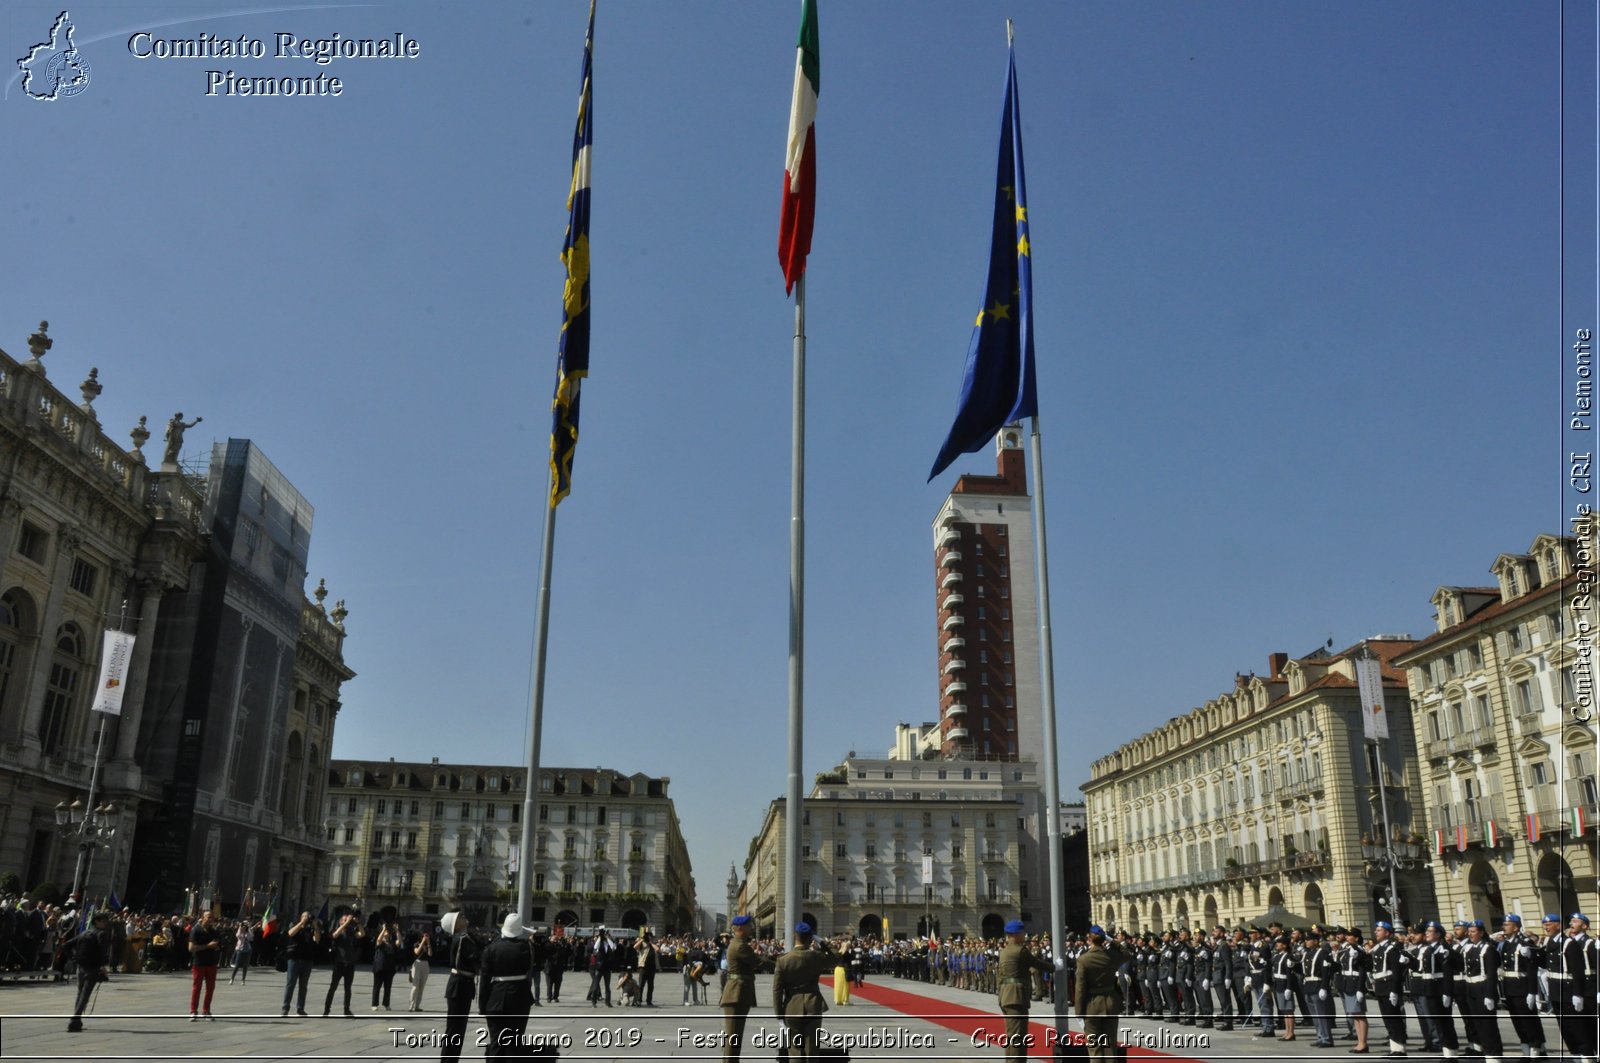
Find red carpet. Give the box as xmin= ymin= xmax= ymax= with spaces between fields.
xmin=820 ymin=976 xmax=1206 ymax=1061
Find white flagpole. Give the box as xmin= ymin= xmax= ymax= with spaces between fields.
xmin=517 ymin=485 xmax=556 ymax=922
xmin=784 ymin=275 xmax=806 ymax=945
xmin=1028 ymin=411 xmax=1069 ymax=1044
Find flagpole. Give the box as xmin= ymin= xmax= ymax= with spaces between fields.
xmin=517 ymin=484 xmax=556 ymax=922
xmin=784 ymin=274 xmax=806 ymax=946
xmin=1028 ymin=412 xmax=1069 ymax=1045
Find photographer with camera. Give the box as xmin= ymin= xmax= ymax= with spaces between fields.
xmin=279 ymin=911 xmax=320 ymax=1017
xmin=323 ymin=911 xmax=365 ymax=1018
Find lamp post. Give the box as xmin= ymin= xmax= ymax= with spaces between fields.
xmin=55 ymin=799 xmax=117 ymax=904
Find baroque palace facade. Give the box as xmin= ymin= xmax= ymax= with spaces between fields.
xmin=739 ymin=725 xmax=1049 ymax=941
xmin=1082 ymin=639 xmax=1437 ymax=933
xmin=324 ymin=760 xmax=697 ymax=933
xmin=0 ymin=322 xmax=353 ymax=915
xmin=1391 ymin=527 xmax=1597 ymax=922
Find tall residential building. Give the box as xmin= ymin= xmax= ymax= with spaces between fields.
xmin=324 ymin=760 xmax=696 ymax=933
xmin=1391 ymin=526 xmax=1597 ymax=923
xmin=1082 ymin=640 xmax=1436 ymax=934
xmin=0 ymin=323 xmax=352 ymax=914
xmin=931 ymin=426 xmax=1040 ymax=761
xmin=738 ymin=750 xmax=1047 ymax=940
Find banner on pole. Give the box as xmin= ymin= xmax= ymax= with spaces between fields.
xmin=91 ymin=630 xmax=136 ymax=715
xmin=1353 ymin=653 xmax=1388 ymax=740
xmin=921 ymin=854 xmax=933 ymax=884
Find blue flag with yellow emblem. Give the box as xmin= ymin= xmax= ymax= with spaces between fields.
xmin=929 ymin=44 xmax=1036 ymax=482
xmin=550 ymin=1 xmax=594 ymax=507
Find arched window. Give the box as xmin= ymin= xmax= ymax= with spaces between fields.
xmin=39 ymin=622 xmax=86 ymax=755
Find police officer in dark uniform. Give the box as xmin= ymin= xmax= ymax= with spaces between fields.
xmin=1456 ymin=920 xmax=1501 ymax=1060
xmin=1158 ymin=931 xmax=1181 ymax=1022
xmin=439 ymin=911 xmax=481 ymax=1063
xmin=1176 ymin=928 xmax=1196 ymax=1025
xmin=479 ymin=913 xmax=535 ymax=1059
xmin=1211 ymin=926 xmax=1235 ymax=1031
xmin=1412 ymin=921 xmax=1457 ymax=1056
xmin=1139 ymin=936 xmax=1159 ymax=1017
xmin=1247 ymin=927 xmax=1276 ymax=1037
xmin=1190 ymin=928 xmax=1213 ymax=1028
xmin=1299 ymin=925 xmax=1337 ymax=1048
xmin=1495 ymin=913 xmax=1544 ymax=1057
xmin=65 ymin=911 xmax=111 ymax=1032
xmin=1368 ymin=920 xmax=1410 ymax=1056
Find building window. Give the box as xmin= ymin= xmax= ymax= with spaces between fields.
xmin=69 ymin=558 xmax=98 ymax=596
xmin=343 ymin=826 xmax=355 ymax=843
xmin=39 ymin=627 xmax=85 ymax=756
xmin=410 ymin=800 xmax=419 ymax=817
xmin=367 ymin=868 xmax=379 ymax=889
xmin=429 ymin=870 xmax=440 ymax=892
xmin=486 ymin=804 xmax=497 ymax=820
xmin=406 ymin=831 xmax=417 ymax=850
xmin=377 ymin=799 xmax=387 ymax=815
xmin=16 ymin=523 xmax=46 ymax=563
xmin=347 ymin=797 xmax=357 ymax=814
xmin=835 ymin=842 xmax=847 ymax=857
xmin=435 ymin=801 xmax=444 ymax=816
xmin=1514 ymin=680 xmax=1538 ymax=715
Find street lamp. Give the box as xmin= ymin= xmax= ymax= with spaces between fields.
xmin=55 ymin=799 xmax=117 ymax=904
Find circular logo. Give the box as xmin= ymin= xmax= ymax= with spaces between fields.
xmin=45 ymin=50 xmax=91 ymax=98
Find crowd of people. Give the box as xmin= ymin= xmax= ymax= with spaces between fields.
xmin=9 ymin=888 xmax=1596 ymax=1062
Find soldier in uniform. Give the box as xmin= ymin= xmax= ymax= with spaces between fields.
xmin=1455 ymin=920 xmax=1501 ymax=1061
xmin=1073 ymin=926 xmax=1126 ymax=1061
xmin=719 ymin=915 xmax=757 ymax=1063
xmin=1190 ymin=927 xmax=1213 ymax=1028
xmin=478 ymin=914 xmax=535 ymax=1059
xmin=1140 ymin=935 xmax=1159 ymax=1017
xmin=1336 ymin=927 xmax=1371 ymax=1053
xmin=65 ymin=910 xmax=111 ymax=1033
xmin=1368 ymin=920 xmax=1410 ymax=1057
xmin=1158 ymin=930 xmax=1182 ymax=1023
xmin=772 ymin=922 xmax=832 ymax=1063
xmin=1494 ymin=914 xmax=1544 ymax=1058
xmin=1230 ymin=927 xmax=1253 ymax=1024
xmin=995 ymin=919 xmax=1051 ymax=1062
xmin=1300 ymin=925 xmax=1337 ymax=1048
xmin=1210 ymin=925 xmax=1235 ymax=1031
xmin=1248 ymin=927 xmax=1276 ymax=1037
xmin=1412 ymin=921 xmax=1458 ymax=1057
xmin=1272 ymin=934 xmax=1299 ymax=1041
xmin=1176 ymin=927 xmax=1198 ymax=1026
xmin=1553 ymin=913 xmax=1597 ymax=1062
xmin=439 ymin=911 xmax=480 ymax=1063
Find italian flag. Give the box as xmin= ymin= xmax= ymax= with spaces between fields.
xmin=1573 ymin=805 xmax=1589 ymax=836
xmin=778 ymin=0 xmax=818 ymax=294
xmin=1482 ymin=819 xmax=1498 ymax=848
xmin=1434 ymin=828 xmax=1446 ymax=856
xmin=261 ymin=895 xmax=278 ymax=936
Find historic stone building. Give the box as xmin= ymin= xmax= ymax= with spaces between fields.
xmin=1082 ymin=639 xmax=1437 ymax=933
xmin=739 ymin=742 xmax=1048 ymax=940
xmin=324 ymin=760 xmax=697 ymax=933
xmin=1391 ymin=526 xmax=1597 ymax=923
xmin=0 ymin=322 xmax=353 ymax=914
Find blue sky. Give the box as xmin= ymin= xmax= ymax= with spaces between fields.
xmin=3 ymin=1 xmax=1590 ymax=915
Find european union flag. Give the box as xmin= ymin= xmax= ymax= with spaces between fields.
xmin=929 ymin=45 xmax=1036 ymax=482
xmin=550 ymin=1 xmax=594 ymax=508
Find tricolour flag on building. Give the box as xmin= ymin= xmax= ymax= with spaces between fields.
xmin=1573 ymin=804 xmax=1589 ymax=836
xmin=1526 ymin=812 xmax=1540 ymax=842
xmin=778 ymin=0 xmax=819 ymax=294
xmin=1433 ymin=828 xmax=1445 ymax=855
xmin=929 ymin=42 xmax=1037 ymax=481
xmin=1482 ymin=819 xmax=1498 ymax=848
xmin=550 ymin=0 xmax=594 ymax=508
xmin=91 ymin=630 xmax=136 ymax=716
xmin=1456 ymin=824 xmax=1468 ymax=852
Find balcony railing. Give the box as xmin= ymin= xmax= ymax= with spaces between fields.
xmin=947 ymin=727 xmax=969 ymax=740
xmin=1276 ymin=776 xmax=1326 ymax=802
xmin=941 ymin=570 xmax=963 ymax=588
xmin=944 ymin=680 xmax=967 ymax=697
xmin=940 ymin=593 xmax=964 ymax=611
xmin=938 ymin=528 xmax=960 ymax=548
xmin=940 ymin=550 xmax=962 ymax=568
xmin=1424 ymin=725 xmax=1496 ymax=760
xmin=943 ymin=658 xmax=966 ymax=673
xmin=1223 ymin=859 xmax=1276 ymax=880
xmin=942 ymin=637 xmax=966 ymax=654
xmin=941 ymin=614 xmax=964 ymax=630
xmin=1282 ymin=850 xmax=1331 ymax=872
xmin=945 ymin=703 xmax=967 ymax=717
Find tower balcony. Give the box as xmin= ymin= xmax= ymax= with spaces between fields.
xmin=943 ymin=679 xmax=967 ymax=697
xmin=940 ymin=570 xmax=963 ymax=588
xmin=937 ymin=527 xmax=961 ymax=549
xmin=946 ymin=727 xmax=969 ymax=741
xmin=942 ymin=658 xmax=966 ymax=674
xmin=940 ymin=593 xmax=964 ymax=611
xmin=945 ymin=703 xmax=967 ymax=717
xmin=940 ymin=550 xmax=962 ymax=568
xmin=941 ymin=614 xmax=965 ymax=631
xmin=942 ymin=637 xmax=966 ymax=655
